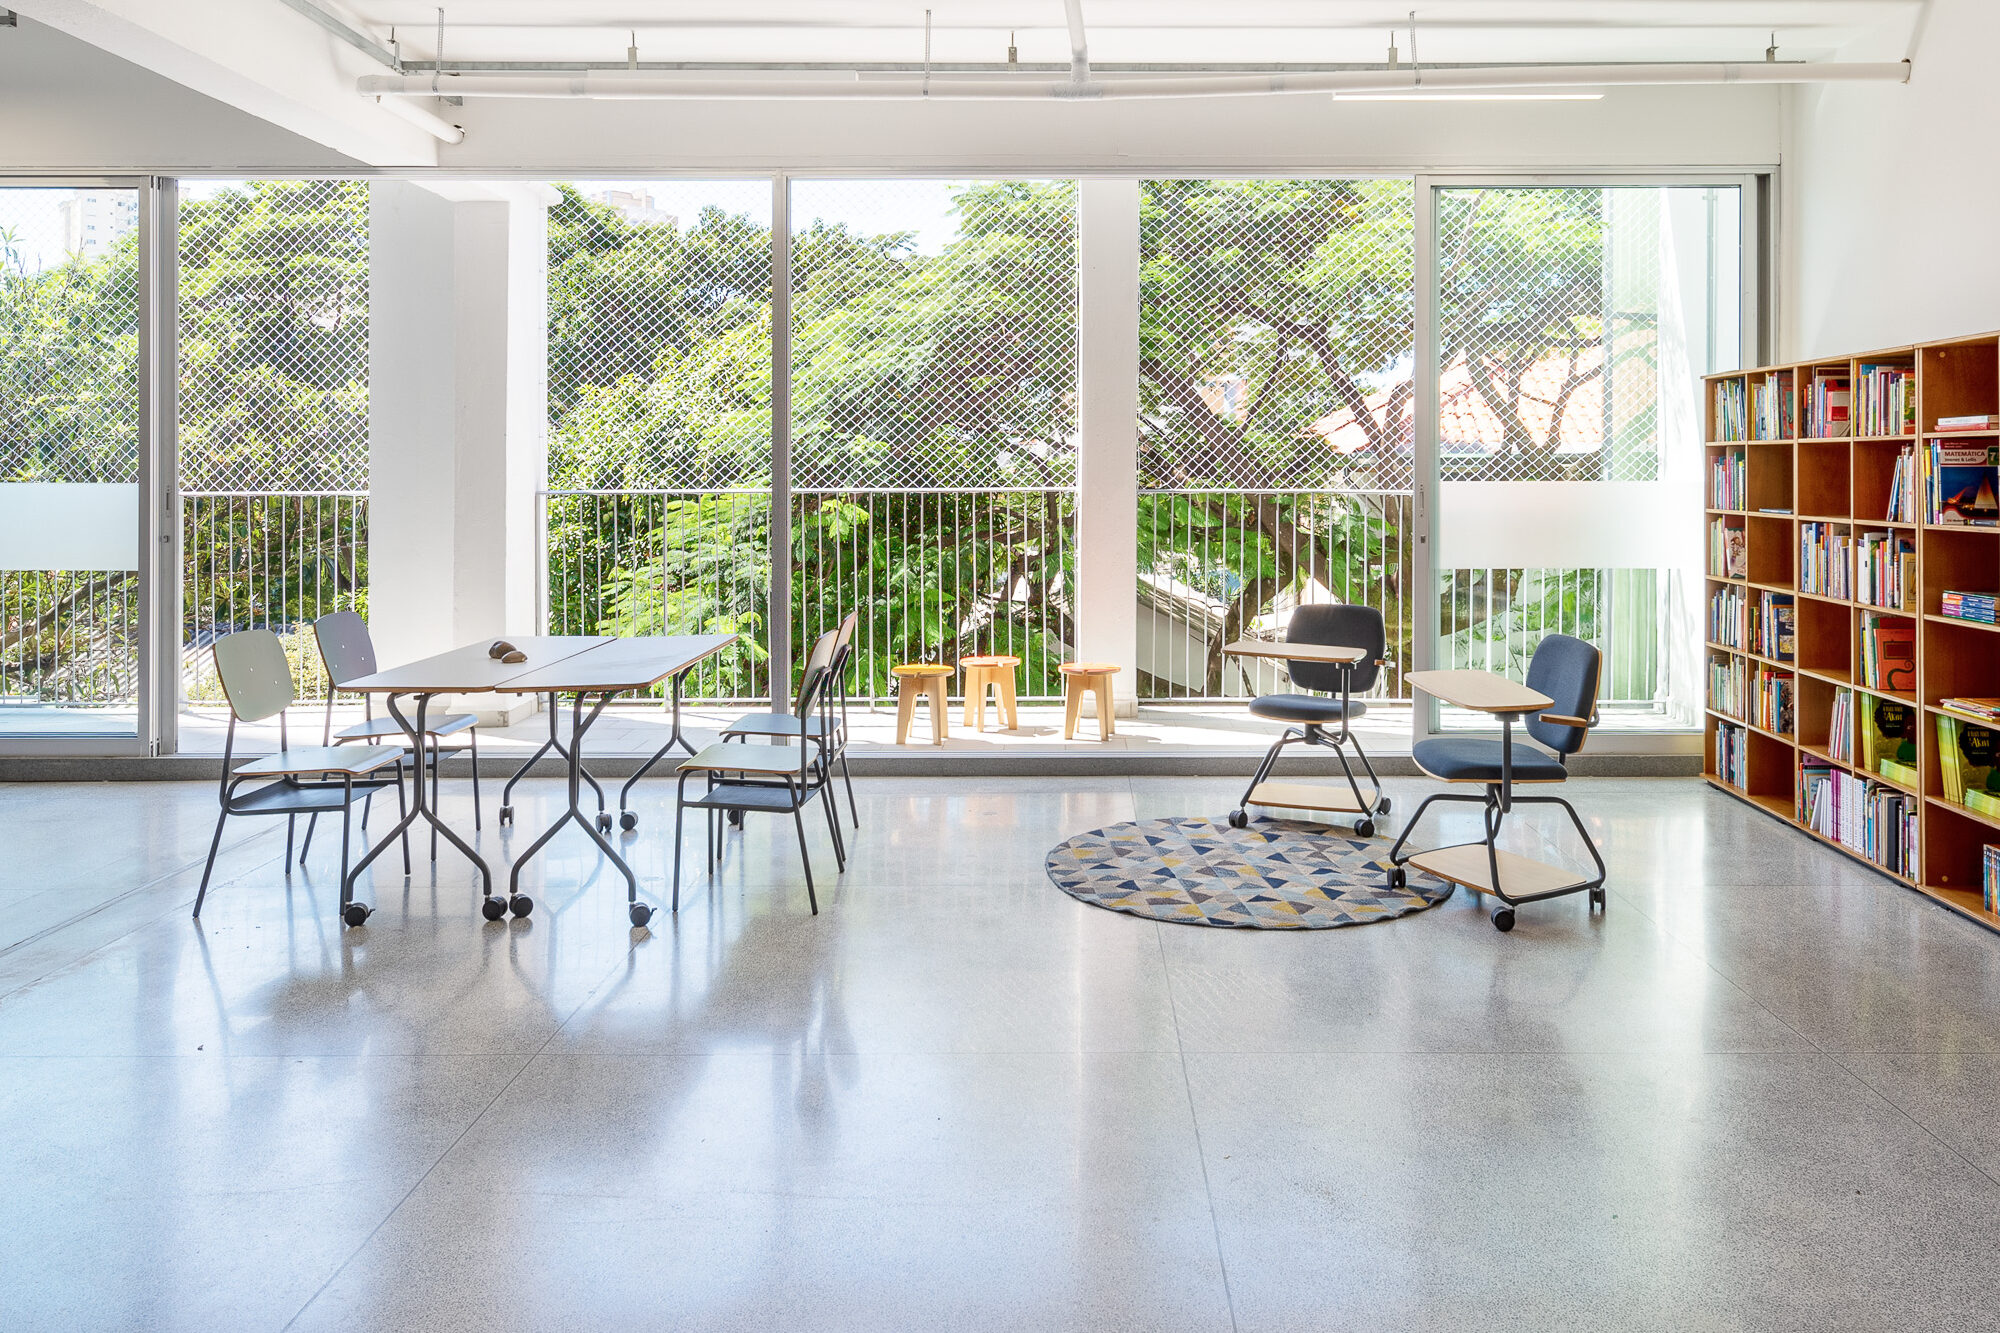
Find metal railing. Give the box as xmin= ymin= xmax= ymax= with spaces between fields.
xmin=180 ymin=492 xmax=367 ymax=703
xmin=0 ymin=570 xmax=138 ymax=708
xmin=1440 ymin=565 xmax=1664 ymax=712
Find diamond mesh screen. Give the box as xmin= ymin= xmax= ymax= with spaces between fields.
xmin=788 ymin=180 xmax=1077 ymax=490
xmin=0 ymin=187 xmax=140 ymax=485
xmin=1138 ymin=179 xmax=1414 ymax=492
xmin=547 ymin=181 xmax=773 ymax=491
xmin=1435 ymin=186 xmax=1661 ymax=484
xmin=177 ymin=180 xmax=369 ymax=492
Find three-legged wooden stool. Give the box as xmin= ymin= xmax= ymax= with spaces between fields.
xmin=1060 ymin=662 xmax=1120 ymax=741
xmin=892 ymin=663 xmax=952 ymax=745
xmin=960 ymin=654 xmax=1020 ymax=731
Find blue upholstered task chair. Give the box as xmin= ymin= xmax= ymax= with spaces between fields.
xmin=1385 ymin=633 xmax=1607 ymax=932
xmin=1229 ymin=604 xmax=1392 ymax=837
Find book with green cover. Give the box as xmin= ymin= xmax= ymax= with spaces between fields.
xmin=1939 ymin=713 xmax=2000 ymax=812
xmin=1861 ymin=698 xmax=1916 ymax=776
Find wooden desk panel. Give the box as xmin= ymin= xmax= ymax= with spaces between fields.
xmin=1406 ymin=669 xmax=1551 ymax=714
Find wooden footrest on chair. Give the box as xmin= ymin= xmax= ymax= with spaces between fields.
xmin=1247 ymin=781 xmax=1372 ymax=815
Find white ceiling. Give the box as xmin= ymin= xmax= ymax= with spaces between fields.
xmin=340 ymin=1 xmax=1922 ymax=68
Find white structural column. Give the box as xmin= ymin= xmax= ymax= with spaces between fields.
xmin=369 ymin=180 xmax=551 ymax=719
xmin=1075 ymin=178 xmax=1141 ymax=716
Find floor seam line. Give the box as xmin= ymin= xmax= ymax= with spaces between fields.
xmin=1821 ymin=1050 xmax=2000 ymax=1195
xmin=1156 ymin=921 xmax=1240 ymax=1333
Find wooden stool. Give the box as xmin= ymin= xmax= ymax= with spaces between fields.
xmin=1060 ymin=662 xmax=1120 ymax=741
xmin=960 ymin=654 xmax=1021 ymax=732
xmin=891 ymin=663 xmax=953 ymax=746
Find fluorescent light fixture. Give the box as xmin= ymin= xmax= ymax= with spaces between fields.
xmin=1336 ymin=91 xmax=1600 ymax=102
xmin=1334 ymin=91 xmax=1605 ymax=102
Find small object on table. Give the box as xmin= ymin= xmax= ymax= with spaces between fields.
xmin=892 ymin=664 xmax=953 ymax=745
xmin=960 ymin=654 xmax=1021 ymax=731
xmin=1385 ymin=648 xmax=1606 ymax=933
xmin=1060 ymin=662 xmax=1120 ymax=741
xmin=487 ymin=639 xmax=527 ymax=664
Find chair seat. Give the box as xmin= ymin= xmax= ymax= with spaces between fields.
xmin=1247 ymin=693 xmax=1367 ymax=725
xmin=681 ymin=741 xmax=811 ymax=777
xmin=720 ymin=712 xmax=839 ymax=741
xmin=1412 ymin=736 xmax=1568 ymax=784
xmin=682 ymin=781 xmax=807 ymax=814
xmin=233 ymin=744 xmax=405 ymax=779
xmin=334 ymin=713 xmax=476 ymax=744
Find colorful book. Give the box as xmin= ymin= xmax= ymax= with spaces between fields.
xmin=1931 ymin=440 xmax=2000 ymax=525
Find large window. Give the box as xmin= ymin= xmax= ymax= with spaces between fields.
xmin=1433 ymin=184 xmax=1740 ymax=729
xmin=177 ymin=179 xmax=370 ymax=704
xmin=1136 ymin=178 xmax=1414 ymax=702
xmin=0 ymin=185 xmax=142 ymax=738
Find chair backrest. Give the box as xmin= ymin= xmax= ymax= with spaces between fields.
xmin=793 ymin=626 xmax=842 ymax=715
xmin=312 ymin=609 xmax=378 ymax=688
xmin=212 ymin=629 xmax=295 ymax=723
xmin=1524 ymin=633 xmax=1601 ymax=756
xmin=1284 ymin=603 xmax=1385 ymax=694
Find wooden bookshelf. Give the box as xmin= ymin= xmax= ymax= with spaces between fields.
xmin=1704 ymin=338 xmax=2000 ymax=935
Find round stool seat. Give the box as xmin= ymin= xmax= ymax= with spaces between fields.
xmin=1060 ymin=661 xmax=1120 ymax=676
xmin=960 ymin=654 xmax=1021 ymax=669
xmin=892 ymin=663 xmax=953 ymax=678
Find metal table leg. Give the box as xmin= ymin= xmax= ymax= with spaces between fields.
xmin=508 ymin=689 xmax=651 ymax=927
xmin=341 ymin=692 xmax=505 ymax=924
xmin=498 ymin=691 xmax=608 ymax=828
xmin=617 ymin=665 xmax=702 ymax=832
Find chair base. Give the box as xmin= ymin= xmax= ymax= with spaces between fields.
xmin=1231 ymin=723 xmax=1387 ymax=835
xmin=1384 ymin=787 xmax=1607 ymax=931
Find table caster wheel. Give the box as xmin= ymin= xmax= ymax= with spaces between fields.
xmin=1492 ymin=907 xmax=1516 ymax=933
xmin=1386 ymin=866 xmax=1406 ymax=889
xmin=481 ymin=897 xmax=507 ymax=922
xmin=1589 ymin=886 xmax=1606 ymax=911
xmin=509 ymin=894 xmax=534 ymax=919
xmin=342 ymin=903 xmax=372 ymax=929
xmin=629 ymin=902 xmax=653 ymax=928
xmin=1354 ymin=818 xmax=1377 ymax=839
xmin=619 ymin=810 xmax=638 ymax=832
xmin=498 ymin=805 xmax=513 ymax=826
xmin=1227 ymin=809 xmax=1248 ymax=829
xmin=596 ymin=811 xmax=613 ymax=833
xmin=1376 ymin=796 xmax=1393 ymax=815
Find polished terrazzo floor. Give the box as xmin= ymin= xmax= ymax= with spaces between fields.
xmin=4 ymin=774 xmax=2000 ymax=1330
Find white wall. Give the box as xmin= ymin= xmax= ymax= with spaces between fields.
xmin=1782 ymin=0 xmax=1998 ymax=358
xmin=0 ymin=16 xmax=354 ymax=173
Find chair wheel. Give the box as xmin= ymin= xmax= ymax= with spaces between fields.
xmin=1353 ymin=818 xmax=1377 ymax=839
xmin=342 ymin=903 xmax=372 ymax=929
xmin=726 ymin=810 xmax=744 ymax=828
xmin=481 ymin=897 xmax=507 ymax=922
xmin=1376 ymin=796 xmax=1393 ymax=815
xmin=509 ymin=894 xmax=534 ymax=919
xmin=629 ymin=902 xmax=653 ymax=928
xmin=1492 ymin=907 xmax=1516 ymax=933
xmin=1227 ymin=809 xmax=1249 ymax=829
xmin=1386 ymin=866 xmax=1406 ymax=889
xmin=498 ymin=805 xmax=513 ymax=826
xmin=620 ymin=810 xmax=638 ymax=832
xmin=1590 ymin=887 xmax=1606 ymax=910
xmin=596 ymin=811 xmax=613 ymax=833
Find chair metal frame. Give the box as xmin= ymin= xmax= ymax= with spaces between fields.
xmin=193 ymin=629 xmax=409 ymax=929
xmin=671 ymin=633 xmax=848 ymax=915
xmin=1385 ymin=641 xmax=1608 ymax=932
xmin=719 ymin=611 xmax=860 ymax=829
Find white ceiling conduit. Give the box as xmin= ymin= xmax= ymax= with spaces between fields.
xmin=357 ymin=58 xmax=1909 ymax=101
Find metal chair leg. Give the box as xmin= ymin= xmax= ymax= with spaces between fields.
xmin=192 ymin=807 xmax=229 ymax=918
xmin=821 ymin=776 xmax=847 ymax=873
xmin=791 ymin=801 xmax=819 ymax=915
xmin=839 ymin=748 xmax=859 ymax=828
xmin=671 ymin=772 xmax=689 ymax=913
xmin=394 ymin=759 xmax=411 ymax=875
xmin=469 ymin=728 xmax=484 ymax=830
xmin=300 ymin=812 xmax=318 ymax=861
xmin=284 ymin=815 xmax=296 ymax=874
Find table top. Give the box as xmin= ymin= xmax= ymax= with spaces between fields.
xmin=496 ymin=633 xmax=735 ymax=693
xmin=1406 ymin=669 xmax=1552 ymax=714
xmin=340 ymin=636 xmax=611 ymax=694
xmin=1222 ymin=638 xmax=1367 ymax=665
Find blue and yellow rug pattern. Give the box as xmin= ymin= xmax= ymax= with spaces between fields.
xmin=1046 ymin=815 xmax=1451 ymax=929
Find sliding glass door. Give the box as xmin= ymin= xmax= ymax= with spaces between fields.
xmin=1427 ymin=180 xmax=1746 ymax=733
xmin=0 ymin=183 xmax=147 ymax=741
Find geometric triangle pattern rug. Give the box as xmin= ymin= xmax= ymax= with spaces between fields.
xmin=1046 ymin=815 xmax=1452 ymax=929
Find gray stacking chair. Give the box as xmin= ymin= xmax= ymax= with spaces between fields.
xmin=1231 ymin=604 xmax=1392 ymax=836
xmin=717 ymin=610 xmax=860 ymax=828
xmin=194 ymin=628 xmax=407 ymax=929
xmin=302 ymin=610 xmax=482 ymax=862
xmin=1385 ymin=633 xmax=1607 ymax=932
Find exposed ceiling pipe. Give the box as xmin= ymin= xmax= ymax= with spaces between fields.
xmin=358 ymin=59 xmax=1911 ymax=102
xmin=1064 ymin=0 xmax=1088 ymax=84
xmin=375 ymin=93 xmax=464 ymax=143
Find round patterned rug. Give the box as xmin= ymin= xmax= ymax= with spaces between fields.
xmin=1046 ymin=815 xmax=1452 ymax=929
